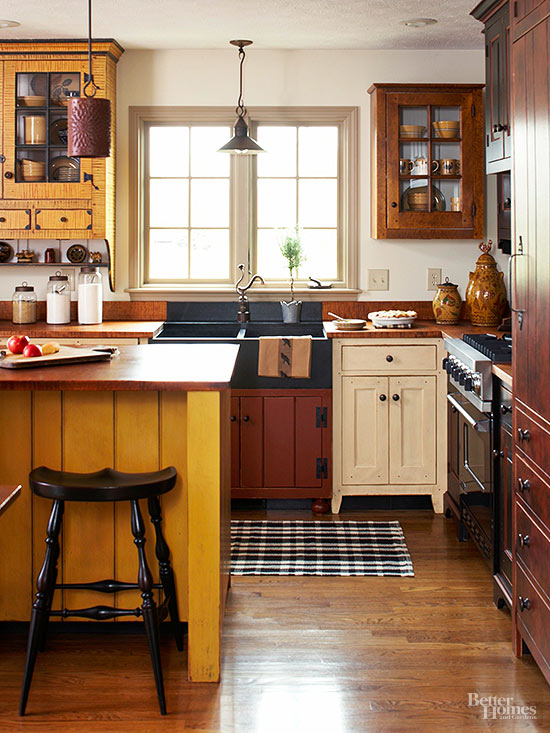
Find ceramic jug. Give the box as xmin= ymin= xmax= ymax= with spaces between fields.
xmin=466 ymin=241 xmax=507 ymax=326
xmin=432 ymin=277 xmax=462 ymax=324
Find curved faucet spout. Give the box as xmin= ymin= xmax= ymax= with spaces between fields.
xmin=235 ymin=264 xmax=265 ymax=322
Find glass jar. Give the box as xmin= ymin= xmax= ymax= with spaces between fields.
xmin=77 ymin=266 xmax=103 ymax=324
xmin=12 ymin=282 xmax=37 ymax=324
xmin=46 ymin=272 xmax=71 ymax=324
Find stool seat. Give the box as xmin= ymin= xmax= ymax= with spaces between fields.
xmin=29 ymin=466 xmax=177 ymax=502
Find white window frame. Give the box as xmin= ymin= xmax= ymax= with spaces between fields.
xmin=128 ymin=106 xmax=359 ymax=300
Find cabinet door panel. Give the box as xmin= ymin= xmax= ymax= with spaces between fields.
xmin=35 ymin=208 xmax=92 ymax=231
xmin=341 ymin=376 xmax=388 ymax=485
xmin=264 ymin=397 xmax=295 ymax=487
xmin=295 ymin=397 xmax=322 ymax=488
xmin=0 ymin=208 xmax=31 ymax=230
xmin=389 ymin=376 xmax=436 ymax=484
xmin=486 ymin=16 xmax=505 ymax=164
xmin=240 ymin=397 xmax=263 ymax=488
xmin=230 ymin=397 xmax=240 ymax=488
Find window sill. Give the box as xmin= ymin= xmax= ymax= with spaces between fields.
xmin=126 ymin=286 xmax=361 ymax=302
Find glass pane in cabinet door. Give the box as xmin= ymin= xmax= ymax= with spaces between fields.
xmin=399 ymin=107 xmax=428 ymax=139
xmin=16 ymin=73 xmax=47 ymax=106
xmin=16 ymin=149 xmax=46 ymax=183
xmin=400 ymin=178 xmax=431 ymax=212
xmin=49 ymin=152 xmax=80 ymax=183
xmin=49 ymin=73 xmax=80 ymax=108
xmin=16 ymin=112 xmax=47 ymax=147
xmin=49 ymin=112 xmax=69 ymax=147
xmin=431 ymin=142 xmax=461 ymax=178
xmin=437 ymin=179 xmax=461 ymax=212
xmin=431 ymin=107 xmax=461 ymax=140
xmin=399 ymin=141 xmax=428 ymax=177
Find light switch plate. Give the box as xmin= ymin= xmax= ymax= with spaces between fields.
xmin=427 ymin=268 xmax=442 ymax=291
xmin=367 ymin=268 xmax=389 ymax=291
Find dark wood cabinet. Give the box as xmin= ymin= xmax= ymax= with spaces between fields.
xmin=511 ymin=0 xmax=550 ymax=686
xmin=230 ymin=390 xmax=332 ymax=499
xmin=368 ymin=83 xmax=484 ymax=239
xmin=473 ymin=2 xmax=512 ymax=172
xmin=494 ymin=379 xmax=513 ymax=608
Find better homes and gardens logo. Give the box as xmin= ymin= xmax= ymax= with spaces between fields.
xmin=468 ymin=693 xmax=537 ymax=721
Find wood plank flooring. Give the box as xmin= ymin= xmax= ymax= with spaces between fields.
xmin=0 ymin=509 xmax=548 ymax=731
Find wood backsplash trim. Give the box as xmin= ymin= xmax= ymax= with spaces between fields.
xmin=0 ymin=301 xmax=167 ymax=322
xmin=322 ymin=301 xmax=437 ymax=320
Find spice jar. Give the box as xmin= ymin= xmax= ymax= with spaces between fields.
xmin=46 ymin=272 xmax=71 ymax=324
xmin=77 ymin=266 xmax=103 ymax=324
xmin=12 ymin=281 xmax=37 ymax=324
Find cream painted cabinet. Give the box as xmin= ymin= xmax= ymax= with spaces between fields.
xmin=333 ymin=339 xmax=446 ymax=514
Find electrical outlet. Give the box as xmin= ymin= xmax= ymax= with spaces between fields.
xmin=427 ymin=268 xmax=442 ymax=291
xmin=60 ymin=269 xmax=76 ymax=291
xmin=367 ymin=268 xmax=389 ymax=291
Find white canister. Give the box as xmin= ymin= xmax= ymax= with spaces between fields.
xmin=77 ymin=266 xmax=103 ymax=324
xmin=46 ymin=272 xmax=71 ymax=324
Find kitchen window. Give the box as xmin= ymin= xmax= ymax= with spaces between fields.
xmin=129 ymin=106 xmax=358 ymax=298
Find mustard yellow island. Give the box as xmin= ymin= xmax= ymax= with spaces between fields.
xmin=0 ymin=344 xmax=238 ymax=683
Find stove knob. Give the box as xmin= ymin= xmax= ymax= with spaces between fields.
xmin=445 ymin=359 xmax=453 ymax=374
xmin=458 ymin=370 xmax=467 ymax=386
xmin=464 ymin=376 xmax=474 ymax=391
xmin=442 ymin=357 xmax=449 ymax=370
xmin=452 ymin=365 xmax=461 ymax=380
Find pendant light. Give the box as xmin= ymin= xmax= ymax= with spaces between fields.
xmin=218 ymin=40 xmax=265 ymax=155
xmin=67 ymin=0 xmax=111 ymax=158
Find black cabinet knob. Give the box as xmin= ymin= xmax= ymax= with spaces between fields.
xmin=518 ymin=595 xmax=530 ymax=612
xmin=517 ymin=428 xmax=531 ymax=443
xmin=243 ymin=415 xmax=250 ymax=422
xmin=386 ymin=355 xmax=393 ymax=362
xmin=392 ymin=394 xmax=400 ymax=401
xmin=379 ymin=394 xmax=387 ymax=402
xmin=4 ymin=171 xmax=13 ymax=179
xmin=517 ymin=478 xmax=530 ymax=493
xmin=60 ymin=216 xmax=68 ymax=223
xmin=500 ymin=404 xmax=512 ymax=415
xmin=0 ymin=217 xmax=5 ymax=223
xmin=230 ymin=415 xmax=236 ymax=422
xmin=391 ymin=202 xmax=397 ymax=208
xmin=518 ymin=533 xmax=530 ymax=549
xmin=492 ymin=449 xmax=504 ymax=458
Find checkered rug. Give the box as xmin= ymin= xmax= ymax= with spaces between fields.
xmin=231 ymin=520 xmax=414 ymax=576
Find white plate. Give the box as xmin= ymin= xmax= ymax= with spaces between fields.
xmin=368 ymin=311 xmax=417 ymax=328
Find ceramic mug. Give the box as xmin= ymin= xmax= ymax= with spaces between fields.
xmin=440 ymin=158 xmax=460 ymax=175
xmin=414 ymin=157 xmax=428 ymax=175
xmin=431 ymin=160 xmax=440 ymax=173
xmin=399 ymin=158 xmax=414 ymax=175
xmin=23 ymin=116 xmax=46 ymax=145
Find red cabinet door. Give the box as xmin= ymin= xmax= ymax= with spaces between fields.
xmin=240 ymin=397 xmax=263 ymax=488
xmin=264 ymin=397 xmax=295 ymax=487
xmin=295 ymin=397 xmax=323 ymax=488
xmin=230 ymin=397 xmax=240 ymax=489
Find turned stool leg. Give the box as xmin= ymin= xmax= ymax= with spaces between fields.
xmin=19 ymin=499 xmax=64 ymax=716
xmin=148 ymin=495 xmax=183 ymax=651
xmin=131 ymin=500 xmax=166 ymax=715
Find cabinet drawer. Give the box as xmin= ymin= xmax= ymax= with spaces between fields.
xmin=516 ymin=500 xmax=550 ymax=592
xmin=516 ymin=565 xmax=550 ymax=671
xmin=515 ymin=405 xmax=550 ymax=474
xmin=341 ymin=344 xmax=437 ymax=372
xmin=35 ymin=208 xmax=92 ymax=231
xmin=0 ymin=209 xmax=31 ymax=230
xmin=515 ymin=454 xmax=550 ymax=533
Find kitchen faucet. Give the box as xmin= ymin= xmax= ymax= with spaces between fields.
xmin=235 ymin=264 xmax=265 ymax=323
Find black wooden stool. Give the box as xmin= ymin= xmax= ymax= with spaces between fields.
xmin=20 ymin=465 xmax=182 ymax=716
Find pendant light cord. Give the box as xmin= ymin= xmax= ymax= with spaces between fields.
xmin=83 ymin=0 xmax=100 ymax=97
xmin=236 ymin=45 xmax=246 ymax=118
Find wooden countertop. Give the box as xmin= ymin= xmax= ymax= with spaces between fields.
xmin=492 ymin=363 xmax=513 ymax=388
xmin=0 ymin=344 xmax=239 ymax=391
xmin=0 ymin=321 xmax=164 ymax=339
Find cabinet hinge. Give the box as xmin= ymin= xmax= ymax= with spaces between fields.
xmin=315 ymin=406 xmax=328 ymax=428
xmin=514 ymin=1 xmax=518 ymax=18
xmin=316 ymin=457 xmax=328 ymax=480
xmin=471 ymin=104 xmax=476 ymax=117
xmin=472 ymin=202 xmax=477 ymax=217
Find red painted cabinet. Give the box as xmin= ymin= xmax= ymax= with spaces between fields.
xmin=230 ymin=390 xmax=332 ymax=499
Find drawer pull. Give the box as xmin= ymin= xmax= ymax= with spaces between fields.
xmin=386 ymin=355 xmax=393 ymax=362
xmin=518 ymin=533 xmax=530 ymax=548
xmin=4 ymin=171 xmax=13 ymax=179
xmin=392 ymin=394 xmax=400 ymax=401
xmin=500 ymin=404 xmax=512 ymax=415
xmin=243 ymin=415 xmax=250 ymax=422
xmin=518 ymin=595 xmax=531 ymax=612
xmin=379 ymin=394 xmax=387 ymax=402
xmin=60 ymin=216 xmax=68 ymax=223
xmin=0 ymin=217 xmax=5 ymax=223
xmin=518 ymin=478 xmax=531 ymax=493
xmin=493 ymin=449 xmax=504 ymax=458
xmin=517 ymin=428 xmax=531 ymax=443
xmin=230 ymin=415 xmax=236 ymax=422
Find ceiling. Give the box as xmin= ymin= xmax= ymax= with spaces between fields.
xmin=0 ymin=0 xmax=483 ymax=51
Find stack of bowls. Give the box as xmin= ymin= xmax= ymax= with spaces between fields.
xmin=432 ymin=120 xmax=460 ymax=138
xmin=399 ymin=124 xmax=425 ymax=138
xmin=407 ymin=190 xmax=429 ymax=211
xmin=20 ymin=158 xmax=46 ymax=182
xmin=55 ymin=167 xmax=79 ymax=182
xmin=17 ymin=95 xmax=46 ymax=107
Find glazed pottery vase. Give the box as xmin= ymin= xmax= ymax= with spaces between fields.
xmin=432 ymin=277 xmax=462 ymax=324
xmin=466 ymin=240 xmax=508 ymax=327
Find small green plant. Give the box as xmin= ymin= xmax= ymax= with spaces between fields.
xmin=279 ymin=227 xmax=305 ymax=301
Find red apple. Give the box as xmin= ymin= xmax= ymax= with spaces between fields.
xmin=23 ymin=343 xmax=42 ymax=358
xmin=6 ymin=335 xmax=30 ymax=354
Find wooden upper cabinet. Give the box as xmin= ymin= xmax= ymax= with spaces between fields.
xmin=0 ymin=41 xmax=123 ymax=290
xmin=369 ymin=83 xmax=484 ymax=239
xmin=472 ymin=1 xmax=512 ymax=173
xmin=511 ymin=0 xmax=550 ymax=39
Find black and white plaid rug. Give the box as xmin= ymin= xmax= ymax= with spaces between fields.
xmin=231 ymin=520 xmax=414 ymax=577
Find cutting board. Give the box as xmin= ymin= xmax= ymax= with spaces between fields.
xmin=0 ymin=345 xmax=112 ymax=369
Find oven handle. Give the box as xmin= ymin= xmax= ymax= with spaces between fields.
xmin=447 ymin=393 xmax=491 ymax=433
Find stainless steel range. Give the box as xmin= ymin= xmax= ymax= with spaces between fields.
xmin=443 ymin=336 xmax=494 ymax=412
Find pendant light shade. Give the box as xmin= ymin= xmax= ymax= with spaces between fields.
xmin=218 ymin=40 xmax=264 ymax=155
xmin=68 ymin=0 xmax=111 ymax=158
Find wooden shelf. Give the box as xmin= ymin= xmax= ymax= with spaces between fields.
xmin=0 ymin=262 xmax=108 ymax=267
xmin=399 ymin=174 xmax=462 ymax=180
xmin=399 ymin=137 xmax=462 ymax=143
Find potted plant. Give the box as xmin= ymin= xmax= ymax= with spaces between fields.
xmin=279 ymin=227 xmax=305 ymax=323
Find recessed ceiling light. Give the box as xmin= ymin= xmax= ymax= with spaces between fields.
xmin=402 ymin=18 xmax=438 ymax=28
xmin=0 ymin=19 xmax=20 ymax=28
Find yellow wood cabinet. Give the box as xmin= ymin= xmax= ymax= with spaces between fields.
xmin=333 ymin=338 xmax=447 ymax=514
xmin=0 ymin=41 xmax=123 ymax=290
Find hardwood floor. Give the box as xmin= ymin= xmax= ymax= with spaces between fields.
xmin=0 ymin=509 xmax=548 ymax=731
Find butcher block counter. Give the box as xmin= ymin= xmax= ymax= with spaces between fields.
xmin=0 ymin=320 xmax=163 ymax=341
xmin=0 ymin=344 xmax=239 ymax=683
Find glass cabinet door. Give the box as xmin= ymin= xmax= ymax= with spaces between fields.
xmin=386 ymin=92 xmax=476 ymax=234
xmin=3 ymin=60 xmax=93 ymax=199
